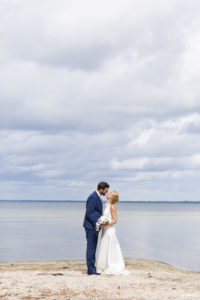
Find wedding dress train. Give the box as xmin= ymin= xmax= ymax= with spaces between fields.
xmin=96 ymin=200 xmax=130 ymax=275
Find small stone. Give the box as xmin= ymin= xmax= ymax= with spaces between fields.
xmin=51 ymin=273 xmax=63 ymax=276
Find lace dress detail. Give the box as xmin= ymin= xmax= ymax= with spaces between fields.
xmin=96 ymin=201 xmax=130 ymax=275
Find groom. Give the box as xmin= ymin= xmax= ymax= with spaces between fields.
xmin=83 ymin=181 xmax=110 ymax=275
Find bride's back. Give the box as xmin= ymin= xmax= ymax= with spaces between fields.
xmin=103 ymin=201 xmax=115 ymax=228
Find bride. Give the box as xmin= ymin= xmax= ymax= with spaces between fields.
xmin=96 ymin=190 xmax=130 ymax=275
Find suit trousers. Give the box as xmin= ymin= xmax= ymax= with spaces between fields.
xmin=85 ymin=227 xmax=99 ymax=273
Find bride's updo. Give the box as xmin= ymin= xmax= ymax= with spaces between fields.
xmin=111 ymin=190 xmax=119 ymax=204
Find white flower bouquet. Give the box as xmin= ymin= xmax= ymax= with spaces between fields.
xmin=96 ymin=215 xmax=110 ymax=233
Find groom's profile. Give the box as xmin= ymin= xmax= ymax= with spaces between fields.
xmin=83 ymin=181 xmax=110 ymax=275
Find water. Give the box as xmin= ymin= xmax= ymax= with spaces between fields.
xmin=0 ymin=200 xmax=200 ymax=272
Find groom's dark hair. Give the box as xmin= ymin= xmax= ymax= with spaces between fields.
xmin=97 ymin=181 xmax=110 ymax=190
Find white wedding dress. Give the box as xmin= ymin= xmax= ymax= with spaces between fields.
xmin=96 ymin=200 xmax=130 ymax=275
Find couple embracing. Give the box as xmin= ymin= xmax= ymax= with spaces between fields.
xmin=83 ymin=181 xmax=129 ymax=275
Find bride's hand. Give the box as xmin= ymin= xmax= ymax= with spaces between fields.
xmin=100 ymin=224 xmax=108 ymax=228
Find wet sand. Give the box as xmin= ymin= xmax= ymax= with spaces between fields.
xmin=0 ymin=258 xmax=200 ymax=299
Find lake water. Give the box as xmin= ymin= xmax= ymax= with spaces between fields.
xmin=0 ymin=200 xmax=200 ymax=272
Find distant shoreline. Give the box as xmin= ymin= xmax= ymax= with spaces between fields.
xmin=0 ymin=200 xmax=200 ymax=203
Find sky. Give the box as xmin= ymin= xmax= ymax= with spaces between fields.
xmin=1 ymin=0 xmax=200 ymax=201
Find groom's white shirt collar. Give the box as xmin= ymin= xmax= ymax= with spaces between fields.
xmin=96 ymin=190 xmax=101 ymax=198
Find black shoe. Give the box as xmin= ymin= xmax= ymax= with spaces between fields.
xmin=87 ymin=271 xmax=101 ymax=275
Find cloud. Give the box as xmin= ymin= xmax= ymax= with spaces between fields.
xmin=111 ymin=155 xmax=200 ymax=171
xmin=0 ymin=0 xmax=200 ymax=200
xmin=1 ymin=0 xmax=184 ymax=69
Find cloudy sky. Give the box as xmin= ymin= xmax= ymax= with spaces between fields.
xmin=1 ymin=0 xmax=200 ymax=201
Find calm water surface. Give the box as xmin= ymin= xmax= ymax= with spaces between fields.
xmin=0 ymin=201 xmax=200 ymax=272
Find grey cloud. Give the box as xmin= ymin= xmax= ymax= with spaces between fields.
xmin=1 ymin=0 xmax=197 ymax=72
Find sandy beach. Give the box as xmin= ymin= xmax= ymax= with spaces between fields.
xmin=0 ymin=258 xmax=200 ymax=300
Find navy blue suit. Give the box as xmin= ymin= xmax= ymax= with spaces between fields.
xmin=83 ymin=191 xmax=103 ymax=273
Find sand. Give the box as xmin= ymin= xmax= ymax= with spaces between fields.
xmin=0 ymin=258 xmax=200 ymax=300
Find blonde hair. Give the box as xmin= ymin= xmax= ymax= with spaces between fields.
xmin=111 ymin=190 xmax=119 ymax=204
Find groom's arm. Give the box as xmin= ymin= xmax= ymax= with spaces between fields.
xmin=86 ymin=195 xmax=100 ymax=227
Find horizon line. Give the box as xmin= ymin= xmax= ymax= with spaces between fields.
xmin=0 ymin=200 xmax=200 ymax=203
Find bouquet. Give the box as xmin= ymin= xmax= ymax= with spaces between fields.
xmin=96 ymin=215 xmax=110 ymax=233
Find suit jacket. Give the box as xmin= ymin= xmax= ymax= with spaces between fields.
xmin=83 ymin=191 xmax=103 ymax=229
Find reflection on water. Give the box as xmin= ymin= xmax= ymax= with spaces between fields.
xmin=0 ymin=201 xmax=200 ymax=272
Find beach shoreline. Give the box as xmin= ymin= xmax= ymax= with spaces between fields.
xmin=0 ymin=258 xmax=200 ymax=299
